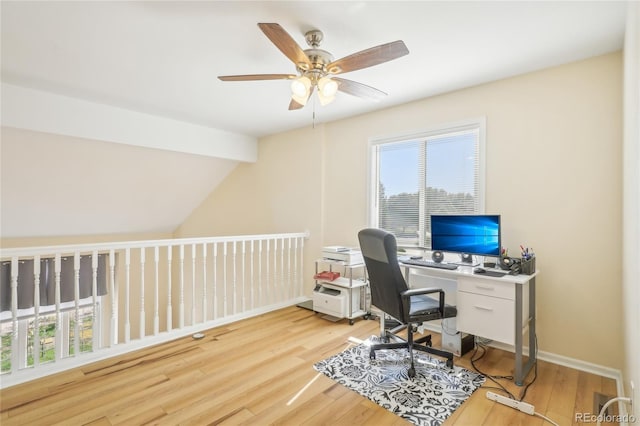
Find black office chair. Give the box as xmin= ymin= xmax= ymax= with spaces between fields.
xmin=358 ymin=228 xmax=457 ymax=377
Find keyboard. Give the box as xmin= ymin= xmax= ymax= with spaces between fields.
xmin=400 ymin=259 xmax=458 ymax=270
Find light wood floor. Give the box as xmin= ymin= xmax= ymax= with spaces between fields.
xmin=0 ymin=305 xmax=618 ymax=425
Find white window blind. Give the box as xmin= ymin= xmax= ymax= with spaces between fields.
xmin=371 ymin=121 xmax=484 ymax=248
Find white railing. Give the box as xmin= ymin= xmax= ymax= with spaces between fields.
xmin=0 ymin=232 xmax=308 ymax=388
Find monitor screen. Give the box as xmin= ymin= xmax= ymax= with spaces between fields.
xmin=430 ymin=214 xmax=501 ymax=257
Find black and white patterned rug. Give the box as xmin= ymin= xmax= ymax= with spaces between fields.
xmin=313 ymin=340 xmax=485 ymax=426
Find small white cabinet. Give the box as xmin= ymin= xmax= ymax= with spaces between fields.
xmin=313 ymin=259 xmax=369 ymax=325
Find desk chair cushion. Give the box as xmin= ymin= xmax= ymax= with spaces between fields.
xmin=409 ymin=294 xmax=457 ymax=319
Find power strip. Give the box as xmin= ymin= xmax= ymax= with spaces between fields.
xmin=486 ymin=391 xmax=535 ymax=415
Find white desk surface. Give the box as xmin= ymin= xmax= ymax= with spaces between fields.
xmin=399 ymin=260 xmax=538 ymax=285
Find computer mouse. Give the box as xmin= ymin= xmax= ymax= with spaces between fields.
xmin=474 ymin=267 xmax=486 ymax=274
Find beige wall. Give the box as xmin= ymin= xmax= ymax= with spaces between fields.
xmin=178 ymin=52 xmax=623 ymax=369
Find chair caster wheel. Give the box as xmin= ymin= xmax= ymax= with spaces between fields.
xmin=446 ymin=359 xmax=454 ymax=369
xmin=408 ymin=367 xmax=415 ymax=378
xmin=369 ymin=351 xmax=376 ymax=360
xmin=349 ymin=319 xmax=354 ymax=325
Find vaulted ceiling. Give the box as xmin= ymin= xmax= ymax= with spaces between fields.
xmin=0 ymin=1 xmax=628 ymax=240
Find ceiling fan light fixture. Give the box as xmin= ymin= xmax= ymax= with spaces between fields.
xmin=291 ymin=76 xmax=311 ymax=104
xmin=318 ymin=77 xmax=338 ymax=97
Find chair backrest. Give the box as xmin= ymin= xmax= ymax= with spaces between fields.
xmin=358 ymin=228 xmax=409 ymax=321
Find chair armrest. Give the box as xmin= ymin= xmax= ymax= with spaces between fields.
xmin=400 ymin=288 xmax=445 ymax=318
xmin=402 ymin=287 xmax=444 ymax=298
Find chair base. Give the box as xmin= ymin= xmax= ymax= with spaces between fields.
xmin=369 ymin=331 xmax=454 ymax=377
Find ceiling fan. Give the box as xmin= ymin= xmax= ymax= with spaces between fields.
xmin=218 ymin=23 xmax=409 ymax=110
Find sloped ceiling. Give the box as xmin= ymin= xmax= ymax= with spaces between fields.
xmin=0 ymin=1 xmax=628 ymax=240
xmin=0 ymin=127 xmax=238 ymax=239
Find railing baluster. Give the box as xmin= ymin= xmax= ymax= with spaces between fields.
xmin=91 ymin=251 xmax=99 ymax=350
xmin=280 ymin=237 xmax=285 ymax=303
xmin=73 ymin=252 xmax=81 ymax=356
xmin=286 ymin=238 xmax=292 ymax=300
xmin=273 ymin=238 xmax=278 ymax=304
xmin=109 ymin=249 xmax=117 ymax=346
xmin=258 ymin=240 xmax=263 ymax=307
xmin=54 ymin=254 xmax=62 ymax=361
xmin=295 ymin=237 xmax=301 ymax=298
xmin=10 ymin=257 xmax=19 ymax=373
xmin=179 ymin=245 xmax=185 ymax=329
xmin=191 ymin=244 xmax=196 ymax=325
xmin=241 ymin=240 xmax=246 ymax=312
xmin=33 ymin=255 xmax=41 ymax=366
xmin=232 ymin=241 xmax=237 ymax=315
xmin=154 ymin=246 xmax=160 ymax=335
xmin=213 ymin=243 xmax=218 ymax=320
xmin=167 ymin=246 xmax=173 ymax=332
xmin=202 ymin=243 xmax=207 ymax=322
xmin=265 ymin=239 xmax=270 ymax=305
xmin=250 ymin=240 xmax=255 ymax=309
xmin=124 ymin=248 xmax=131 ymax=343
xmin=223 ymin=242 xmax=228 ymax=317
xmin=139 ymin=248 xmax=145 ymax=339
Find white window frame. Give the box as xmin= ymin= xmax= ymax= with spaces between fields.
xmin=367 ymin=117 xmax=487 ymax=248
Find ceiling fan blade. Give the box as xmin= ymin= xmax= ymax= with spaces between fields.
xmin=333 ymin=77 xmax=387 ymax=101
xmin=258 ymin=23 xmax=312 ymax=70
xmin=327 ymin=40 xmax=409 ymax=75
xmin=288 ymin=99 xmax=304 ymax=110
xmin=218 ymin=74 xmax=296 ymax=81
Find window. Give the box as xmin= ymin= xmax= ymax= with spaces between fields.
xmin=369 ymin=119 xmax=485 ymax=248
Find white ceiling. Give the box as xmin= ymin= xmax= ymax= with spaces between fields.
xmin=0 ymin=1 xmax=628 ymax=240
xmin=1 ymin=1 xmax=627 ymax=139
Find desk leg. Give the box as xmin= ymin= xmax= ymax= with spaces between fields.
xmin=514 ymin=277 xmax=537 ymax=386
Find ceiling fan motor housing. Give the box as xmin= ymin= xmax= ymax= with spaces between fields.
xmin=300 ymin=48 xmax=333 ymax=81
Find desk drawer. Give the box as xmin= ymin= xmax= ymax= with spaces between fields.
xmin=456 ymin=291 xmax=515 ymax=345
xmin=458 ymin=277 xmax=515 ymax=300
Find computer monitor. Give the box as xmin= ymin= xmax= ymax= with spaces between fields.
xmin=430 ymin=214 xmax=501 ymax=258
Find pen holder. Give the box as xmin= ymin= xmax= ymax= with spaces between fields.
xmin=498 ymin=256 xmax=518 ymax=270
xmin=520 ymin=256 xmax=536 ymax=275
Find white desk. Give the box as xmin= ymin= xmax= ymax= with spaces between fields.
xmin=400 ymin=262 xmax=538 ymax=386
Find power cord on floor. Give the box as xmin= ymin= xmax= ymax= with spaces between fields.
xmin=473 ymin=335 xmax=560 ymax=426
xmin=596 ymin=396 xmax=633 ymax=426
xmin=470 ymin=340 xmax=515 ymax=399
xmin=534 ymin=412 xmax=560 ymax=426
